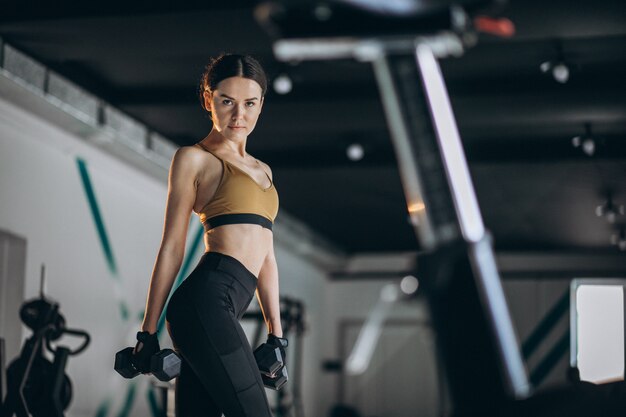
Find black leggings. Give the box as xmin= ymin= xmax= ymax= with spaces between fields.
xmin=165 ymin=252 xmax=272 ymax=417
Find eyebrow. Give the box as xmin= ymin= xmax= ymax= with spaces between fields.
xmin=219 ymin=93 xmax=259 ymax=101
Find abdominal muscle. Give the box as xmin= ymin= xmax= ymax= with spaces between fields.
xmin=203 ymin=223 xmax=273 ymax=278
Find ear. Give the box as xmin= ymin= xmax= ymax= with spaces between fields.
xmin=203 ymin=90 xmax=212 ymax=112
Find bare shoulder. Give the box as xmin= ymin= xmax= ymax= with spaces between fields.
xmin=174 ymin=144 xmax=206 ymax=161
xmin=172 ymin=144 xmax=197 ymax=160
xmin=172 ymin=144 xmax=219 ymax=172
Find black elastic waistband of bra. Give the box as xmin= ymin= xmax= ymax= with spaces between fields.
xmin=203 ymin=213 xmax=273 ymax=231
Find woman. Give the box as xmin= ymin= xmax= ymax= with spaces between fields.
xmin=132 ymin=54 xmax=286 ymax=417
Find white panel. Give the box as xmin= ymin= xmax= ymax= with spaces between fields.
xmin=576 ymin=285 xmax=624 ymax=383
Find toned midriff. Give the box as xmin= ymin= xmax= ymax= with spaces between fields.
xmin=201 ymin=223 xmax=273 ymax=278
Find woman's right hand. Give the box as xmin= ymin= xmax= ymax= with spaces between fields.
xmin=132 ymin=331 xmax=160 ymax=374
xmin=266 ymin=334 xmax=288 ymax=366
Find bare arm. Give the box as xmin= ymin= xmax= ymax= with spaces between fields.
xmin=141 ymin=147 xmax=200 ymax=334
xmin=256 ymin=238 xmax=283 ymax=337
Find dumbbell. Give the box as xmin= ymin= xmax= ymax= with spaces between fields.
xmin=253 ymin=343 xmax=288 ymax=390
xmin=262 ymin=365 xmax=288 ymax=390
xmin=114 ymin=347 xmax=181 ymax=381
xmin=253 ymin=343 xmax=284 ymax=377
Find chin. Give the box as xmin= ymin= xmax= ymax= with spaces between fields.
xmin=225 ymin=131 xmax=247 ymax=140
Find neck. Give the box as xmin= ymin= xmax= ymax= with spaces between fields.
xmin=205 ymin=128 xmax=247 ymax=158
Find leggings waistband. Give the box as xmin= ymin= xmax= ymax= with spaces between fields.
xmin=199 ymin=252 xmax=257 ymax=295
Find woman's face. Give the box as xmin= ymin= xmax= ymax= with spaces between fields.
xmin=205 ymin=76 xmax=264 ymax=141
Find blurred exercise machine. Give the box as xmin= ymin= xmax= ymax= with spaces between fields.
xmin=0 ymin=266 xmax=90 ymax=417
xmin=255 ymin=1 xmax=626 ymax=416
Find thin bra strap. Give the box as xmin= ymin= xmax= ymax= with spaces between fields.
xmin=195 ymin=142 xmax=222 ymax=161
xmin=255 ymin=159 xmax=273 ymax=183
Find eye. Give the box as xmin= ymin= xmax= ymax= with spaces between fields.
xmin=245 ymin=101 xmax=256 ymax=107
xmin=221 ymin=99 xmax=233 ymax=105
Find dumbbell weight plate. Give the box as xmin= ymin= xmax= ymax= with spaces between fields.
xmin=262 ymin=366 xmax=288 ymax=390
xmin=150 ymin=348 xmax=181 ymax=381
xmin=114 ymin=347 xmax=139 ymax=379
xmin=253 ymin=344 xmax=284 ymax=377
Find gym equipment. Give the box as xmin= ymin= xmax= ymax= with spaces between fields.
xmin=257 ymin=3 xmax=527 ymax=413
xmin=114 ymin=347 xmax=137 ymax=378
xmin=1 ymin=265 xmax=90 ymax=417
xmin=257 ymin=1 xmax=626 ymax=416
xmin=253 ymin=337 xmax=289 ymax=390
xmin=114 ymin=346 xmax=181 ymax=381
xmin=151 ymin=348 xmax=181 ymax=382
xmin=253 ymin=343 xmax=285 ymax=378
xmin=262 ymin=366 xmax=288 ymax=391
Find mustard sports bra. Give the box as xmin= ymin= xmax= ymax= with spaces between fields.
xmin=194 ymin=143 xmax=279 ymax=231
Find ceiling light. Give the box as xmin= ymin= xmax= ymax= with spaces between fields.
xmin=400 ymin=275 xmax=419 ymax=295
xmin=539 ymin=61 xmax=551 ymax=73
xmin=571 ymin=136 xmax=595 ymax=156
xmin=273 ymin=74 xmax=293 ymax=94
xmin=596 ymin=193 xmax=624 ymax=224
xmin=552 ymin=62 xmax=569 ymax=83
xmin=346 ymin=143 xmax=364 ymax=161
xmin=540 ymin=42 xmax=571 ymax=84
xmin=610 ymin=227 xmax=626 ymax=251
xmin=572 ymin=123 xmax=596 ymax=157
xmin=540 ymin=60 xmax=570 ymax=84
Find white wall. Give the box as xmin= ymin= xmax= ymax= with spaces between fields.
xmin=318 ymin=278 xmax=439 ymax=417
xmin=317 ymin=274 xmax=575 ymax=417
xmin=0 ymin=94 xmax=163 ymax=417
xmin=0 ymin=95 xmax=328 ymax=417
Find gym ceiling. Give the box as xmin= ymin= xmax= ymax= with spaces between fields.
xmin=1 ymin=0 xmax=625 ymax=254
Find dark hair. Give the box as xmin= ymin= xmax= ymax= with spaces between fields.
xmin=198 ymin=53 xmax=268 ymax=113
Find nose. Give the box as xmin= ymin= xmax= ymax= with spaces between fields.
xmin=231 ymin=104 xmax=245 ymax=120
